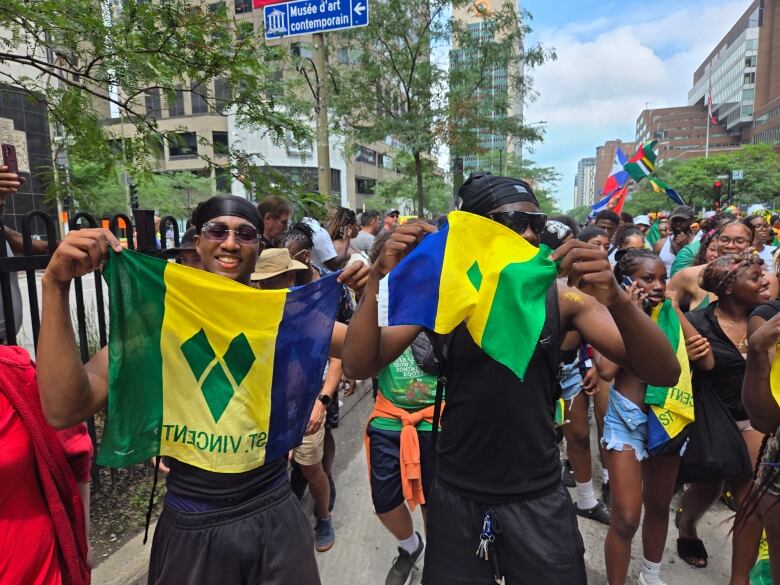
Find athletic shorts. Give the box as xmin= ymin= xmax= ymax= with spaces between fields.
xmin=147 ymin=483 xmax=320 ymax=585
xmin=367 ymin=425 xmax=434 ymax=514
xmin=422 ymin=480 xmax=586 ymax=585
xmin=292 ymin=424 xmax=325 ymax=466
xmin=559 ymin=361 xmax=583 ymax=401
xmin=601 ymin=386 xmax=649 ymax=461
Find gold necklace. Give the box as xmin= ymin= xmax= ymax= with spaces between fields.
xmin=715 ymin=307 xmax=748 ymax=351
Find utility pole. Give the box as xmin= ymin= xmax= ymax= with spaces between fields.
xmin=313 ymin=33 xmax=331 ymax=198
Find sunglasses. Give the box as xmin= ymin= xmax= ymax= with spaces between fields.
xmin=201 ymin=222 xmax=261 ymax=245
xmin=487 ymin=211 xmax=547 ymax=235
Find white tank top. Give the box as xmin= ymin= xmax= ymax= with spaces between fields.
xmin=658 ymin=237 xmax=675 ymax=275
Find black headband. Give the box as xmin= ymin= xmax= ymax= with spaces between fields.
xmin=458 ymin=172 xmax=539 ymax=217
xmin=194 ymin=195 xmax=262 ymax=232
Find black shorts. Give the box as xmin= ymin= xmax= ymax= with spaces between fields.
xmin=147 ymin=483 xmax=320 ymax=585
xmin=326 ymin=392 xmax=339 ymax=429
xmin=368 ymin=425 xmax=434 ymax=514
xmin=422 ymin=480 xmax=586 ymax=585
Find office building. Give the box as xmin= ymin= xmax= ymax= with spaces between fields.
xmin=635 ymin=106 xmax=740 ymax=161
xmin=752 ymin=0 xmax=780 ymax=145
xmin=574 ymin=157 xmax=596 ymax=208
xmin=451 ymin=0 xmax=524 ymax=172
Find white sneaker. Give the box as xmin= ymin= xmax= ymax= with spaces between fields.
xmin=638 ymin=572 xmax=666 ymax=585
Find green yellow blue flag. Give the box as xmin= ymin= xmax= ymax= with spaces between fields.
xmin=97 ymin=250 xmax=340 ymax=473
xmin=749 ymin=532 xmax=773 ymax=585
xmin=645 ymin=299 xmax=694 ymax=452
xmin=768 ymin=344 xmax=780 ymax=409
xmin=377 ymin=211 xmax=558 ymax=380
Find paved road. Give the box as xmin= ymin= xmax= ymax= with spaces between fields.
xmin=92 ymin=380 xmax=736 ymax=585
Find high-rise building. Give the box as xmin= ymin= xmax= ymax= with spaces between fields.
xmin=752 ymin=0 xmax=780 ymax=145
xmin=451 ymin=0 xmax=524 ymax=172
xmin=574 ymin=157 xmax=596 ymax=208
xmin=688 ymin=1 xmax=761 ymax=143
xmin=594 ymin=140 xmax=636 ymax=199
xmin=635 ymin=106 xmax=740 ymax=161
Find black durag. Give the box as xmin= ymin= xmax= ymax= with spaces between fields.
xmin=458 ymin=172 xmax=539 ymax=216
xmin=194 ymin=195 xmax=262 ymax=232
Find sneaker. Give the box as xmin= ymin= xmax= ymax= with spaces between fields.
xmin=314 ymin=517 xmax=335 ymax=552
xmin=601 ymin=481 xmax=610 ymax=506
xmin=576 ymin=500 xmax=611 ymax=525
xmin=328 ymin=474 xmax=336 ymax=512
xmin=385 ymin=532 xmax=424 ymax=585
xmin=562 ymin=460 xmax=575 ymax=488
xmin=638 ymin=572 xmax=667 ymax=585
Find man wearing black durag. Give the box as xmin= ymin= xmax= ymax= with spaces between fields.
xmin=343 ymin=172 xmax=681 ymax=584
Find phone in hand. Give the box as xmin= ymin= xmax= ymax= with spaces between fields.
xmin=620 ymin=275 xmax=634 ymax=291
xmin=1 ymin=144 xmax=18 ymax=175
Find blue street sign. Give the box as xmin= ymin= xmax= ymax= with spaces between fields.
xmin=264 ymin=0 xmax=369 ymax=40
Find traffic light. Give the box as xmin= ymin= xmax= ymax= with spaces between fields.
xmin=713 ymin=180 xmax=722 ymax=208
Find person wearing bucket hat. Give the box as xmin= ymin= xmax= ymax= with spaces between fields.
xmin=653 ymin=205 xmax=695 ymax=275
xmin=251 ymin=248 xmax=309 ymax=289
xmin=161 ymin=227 xmax=201 ymax=269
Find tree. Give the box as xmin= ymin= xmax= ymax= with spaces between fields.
xmin=626 ymin=144 xmax=780 ymax=213
xmin=368 ymin=153 xmax=452 ymax=215
xmin=329 ymin=0 xmax=553 ymax=217
xmin=1 ymin=0 xmax=309 ymax=189
xmin=566 ymin=205 xmax=591 ymax=223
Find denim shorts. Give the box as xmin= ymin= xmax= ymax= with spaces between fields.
xmin=559 ymin=361 xmax=583 ymax=401
xmin=601 ymin=386 xmax=649 ymax=461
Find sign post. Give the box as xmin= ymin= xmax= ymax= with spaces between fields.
xmin=264 ymin=0 xmax=369 ymax=40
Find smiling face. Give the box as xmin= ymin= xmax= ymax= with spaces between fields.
xmin=629 ymin=257 xmax=668 ymax=309
xmin=194 ymin=215 xmax=260 ymax=285
xmin=716 ymin=222 xmax=753 ymax=256
xmin=749 ymin=216 xmax=771 ymax=245
xmin=729 ymin=264 xmax=771 ymax=306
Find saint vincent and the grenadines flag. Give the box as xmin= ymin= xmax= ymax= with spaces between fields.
xmin=97 ymin=250 xmax=340 ymax=473
xmin=767 ymin=344 xmax=780 ymax=409
xmin=645 ymin=299 xmax=695 ymax=452
xmin=378 ymin=211 xmax=559 ymax=381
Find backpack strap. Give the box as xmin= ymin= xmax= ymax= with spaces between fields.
xmin=426 ymin=330 xmax=454 ymax=476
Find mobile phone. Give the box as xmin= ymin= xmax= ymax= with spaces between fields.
xmin=1 ymin=144 xmax=18 ymax=175
xmin=620 ymin=275 xmax=634 ymax=290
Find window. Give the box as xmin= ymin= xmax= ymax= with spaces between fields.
xmin=167 ymin=86 xmax=185 ymax=116
xmin=191 ymin=81 xmax=209 ymax=114
xmin=215 ymin=168 xmax=231 ymax=192
xmin=745 ymin=55 xmax=757 ymax=68
xmin=212 ymin=131 xmax=229 ymax=155
xmin=235 ymin=0 xmax=252 ymax=13
xmin=169 ymin=132 xmax=198 ymax=158
xmin=355 ymin=177 xmax=376 ymax=194
xmin=744 ymin=72 xmax=756 ymax=85
xmin=356 ymin=146 xmax=377 ymax=165
xmin=144 ymin=89 xmax=162 ymax=118
xmin=207 ymin=1 xmax=225 ymax=11
xmin=214 ymin=78 xmax=231 ymax=113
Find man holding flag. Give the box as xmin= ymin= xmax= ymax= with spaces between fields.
xmin=342 ymin=173 xmax=681 ymax=585
xmin=35 ymin=195 xmax=369 ymax=585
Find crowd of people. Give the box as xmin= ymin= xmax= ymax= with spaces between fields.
xmin=0 ymin=161 xmax=779 ymax=585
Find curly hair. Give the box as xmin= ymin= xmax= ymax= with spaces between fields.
xmin=613 ymin=248 xmax=660 ymax=282
xmin=699 ymin=252 xmax=764 ymax=297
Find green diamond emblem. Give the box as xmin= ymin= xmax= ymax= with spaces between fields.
xmin=467 ymin=260 xmax=483 ymax=291
xmin=181 ymin=330 xmax=256 ymax=423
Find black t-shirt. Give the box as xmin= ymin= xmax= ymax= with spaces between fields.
xmin=686 ymin=303 xmax=748 ymax=421
xmin=751 ymin=300 xmax=780 ymax=322
xmin=435 ymin=287 xmax=562 ymax=504
xmin=165 ymin=458 xmax=287 ymax=502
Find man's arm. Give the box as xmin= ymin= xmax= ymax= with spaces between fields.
xmin=38 ymin=228 xmax=122 ymax=428
xmin=341 ymin=224 xmax=433 ymax=379
xmin=5 ymin=227 xmax=55 ymax=255
xmin=551 ymin=240 xmax=680 ymax=388
xmin=743 ymin=313 xmax=780 ymax=434
xmin=305 ymin=357 xmax=342 ymax=436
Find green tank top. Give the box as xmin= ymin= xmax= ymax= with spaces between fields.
xmin=371 ymin=347 xmax=440 ymax=432
xmin=695 ymin=294 xmax=712 ymax=311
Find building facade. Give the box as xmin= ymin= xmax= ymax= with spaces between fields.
xmin=451 ymin=0 xmax=524 ymax=172
xmin=635 ymin=105 xmax=741 ymax=161
xmin=752 ymin=0 xmax=780 ymax=145
xmin=574 ymin=157 xmax=596 ymax=208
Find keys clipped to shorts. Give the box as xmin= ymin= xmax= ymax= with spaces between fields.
xmin=476 ymin=511 xmax=505 ymax=585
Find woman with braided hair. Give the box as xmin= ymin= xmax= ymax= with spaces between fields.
xmin=740 ymin=298 xmax=780 ymax=582
xmin=326 ymin=207 xmax=360 ymax=262
xmin=679 ymin=252 xmax=772 ymax=583
xmin=596 ymin=249 xmax=711 ymax=585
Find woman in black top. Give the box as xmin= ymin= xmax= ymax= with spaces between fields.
xmin=742 ymin=301 xmax=780 ymax=582
xmin=679 ymin=252 xmax=771 ymax=584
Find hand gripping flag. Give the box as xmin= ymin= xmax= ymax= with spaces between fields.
xmin=378 ymin=211 xmax=559 ymax=381
xmin=98 ymin=250 xmax=341 ymax=472
xmin=644 ymin=299 xmax=694 ymax=452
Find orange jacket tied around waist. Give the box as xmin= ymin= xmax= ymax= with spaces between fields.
xmin=364 ymin=392 xmax=444 ymax=510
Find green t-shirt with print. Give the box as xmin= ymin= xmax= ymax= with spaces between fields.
xmin=371 ymin=347 xmax=440 ymax=432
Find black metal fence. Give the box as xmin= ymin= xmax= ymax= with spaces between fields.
xmin=0 ymin=209 xmax=181 ymax=491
